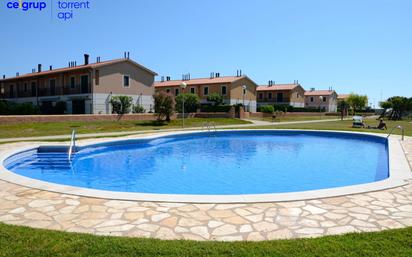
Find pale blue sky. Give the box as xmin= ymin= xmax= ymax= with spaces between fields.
xmin=0 ymin=0 xmax=411 ymax=107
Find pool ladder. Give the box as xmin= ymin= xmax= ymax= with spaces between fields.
xmin=202 ymin=122 xmax=217 ymax=135
xmin=387 ymin=125 xmax=404 ymax=141
xmin=68 ymin=129 xmax=77 ymax=160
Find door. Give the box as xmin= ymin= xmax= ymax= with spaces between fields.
xmin=72 ymin=100 xmax=85 ymax=114
xmin=80 ymin=75 xmax=89 ymax=94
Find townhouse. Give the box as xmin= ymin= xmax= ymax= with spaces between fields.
xmin=154 ymin=73 xmax=258 ymax=112
xmin=304 ymin=89 xmax=338 ymax=112
xmin=0 ymin=54 xmax=157 ymax=114
xmin=256 ymin=82 xmax=305 ymax=107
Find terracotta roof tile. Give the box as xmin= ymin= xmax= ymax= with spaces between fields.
xmin=1 ymin=58 xmax=157 ymax=82
xmin=304 ymin=90 xmax=336 ymax=96
xmin=154 ymin=76 xmax=245 ymax=88
xmin=256 ymin=84 xmax=299 ymax=91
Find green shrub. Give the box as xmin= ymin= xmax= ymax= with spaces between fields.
xmin=259 ymin=105 xmax=274 ymax=113
xmin=273 ymin=104 xmax=293 ymax=112
xmin=207 ymin=93 xmax=223 ymax=106
xmin=132 ymin=105 xmax=146 ymax=113
xmin=154 ymin=91 xmax=175 ymax=121
xmin=200 ymin=104 xmax=232 ymax=112
xmin=110 ymin=96 xmax=133 ymax=114
xmin=0 ymin=101 xmax=40 ymax=115
xmin=175 ymin=93 xmax=200 ymax=113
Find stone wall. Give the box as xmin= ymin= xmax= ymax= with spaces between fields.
xmin=0 ymin=112 xmax=237 ymax=124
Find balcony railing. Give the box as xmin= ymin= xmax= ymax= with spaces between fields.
xmin=258 ymin=98 xmax=291 ymax=103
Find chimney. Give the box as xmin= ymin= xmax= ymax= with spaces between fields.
xmin=49 ymin=65 xmax=53 ymax=70
xmin=74 ymin=61 xmax=77 ymax=66
xmin=16 ymin=72 xmax=19 ymax=77
xmin=210 ymin=72 xmax=215 ymax=79
xmin=127 ymin=52 xmax=130 ymax=59
xmin=239 ymin=70 xmax=242 ymax=76
xmin=124 ymin=52 xmax=127 ymax=58
xmin=166 ymin=76 xmax=170 ymax=81
xmin=38 ymin=64 xmax=42 ymax=73
xmin=84 ymin=54 xmax=89 ymax=65
xmin=216 ymin=72 xmax=220 ymax=78
xmin=310 ymin=87 xmax=315 ymax=92
xmin=2 ymin=75 xmax=5 ymax=79
xmin=161 ymin=76 xmax=165 ymax=82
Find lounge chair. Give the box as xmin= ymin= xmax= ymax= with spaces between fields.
xmin=352 ymin=116 xmax=364 ymax=128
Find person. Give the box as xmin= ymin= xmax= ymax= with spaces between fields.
xmin=367 ymin=119 xmax=387 ymax=130
xmin=377 ymin=119 xmax=387 ymax=130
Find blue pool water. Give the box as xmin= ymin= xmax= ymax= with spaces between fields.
xmin=4 ymin=131 xmax=389 ymax=195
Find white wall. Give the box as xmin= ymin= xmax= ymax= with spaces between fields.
xmin=93 ymin=93 xmax=154 ymax=114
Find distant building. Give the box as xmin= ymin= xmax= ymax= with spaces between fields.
xmin=337 ymin=94 xmax=350 ymax=102
xmin=304 ymin=89 xmax=338 ymax=112
xmin=0 ymin=54 xmax=157 ymax=114
xmin=256 ymin=83 xmax=305 ymax=107
xmin=154 ymin=74 xmax=258 ymax=112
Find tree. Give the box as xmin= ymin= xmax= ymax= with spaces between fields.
xmin=175 ymin=93 xmax=200 ymax=113
xmin=154 ymin=91 xmax=175 ymax=121
xmin=110 ymin=96 xmax=133 ymax=114
xmin=207 ymin=93 xmax=223 ymax=106
xmin=386 ymin=96 xmax=412 ymax=120
xmin=337 ymin=100 xmax=349 ymax=120
xmin=378 ymin=101 xmax=392 ymax=119
xmin=347 ymin=93 xmax=368 ymax=115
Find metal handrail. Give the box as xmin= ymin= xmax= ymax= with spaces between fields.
xmin=201 ymin=122 xmax=216 ymax=135
xmin=387 ymin=125 xmax=404 ymax=141
xmin=210 ymin=122 xmax=217 ymax=133
xmin=68 ymin=129 xmax=76 ymax=160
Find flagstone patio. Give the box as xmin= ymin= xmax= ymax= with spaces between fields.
xmin=0 ymin=137 xmax=411 ymax=241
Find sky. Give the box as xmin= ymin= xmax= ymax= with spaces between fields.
xmin=0 ymin=0 xmax=411 ymax=107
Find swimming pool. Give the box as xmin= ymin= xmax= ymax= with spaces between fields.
xmin=4 ymin=130 xmax=389 ymax=196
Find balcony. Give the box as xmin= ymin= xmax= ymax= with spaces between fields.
xmin=258 ymin=98 xmax=291 ymax=103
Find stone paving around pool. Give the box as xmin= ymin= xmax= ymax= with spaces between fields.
xmin=0 ymin=137 xmax=411 ymax=241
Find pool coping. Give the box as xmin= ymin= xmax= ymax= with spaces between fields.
xmin=0 ymin=129 xmax=410 ymax=203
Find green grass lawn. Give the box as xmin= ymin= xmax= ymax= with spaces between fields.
xmin=0 ymin=118 xmax=250 ymax=139
xmin=250 ymin=118 xmax=411 ymax=137
xmin=0 ymin=223 xmax=411 ymax=257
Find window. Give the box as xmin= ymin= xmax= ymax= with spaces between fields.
xmin=95 ymin=70 xmax=100 ymax=86
xmin=190 ymin=87 xmax=195 ymax=94
xmin=259 ymin=93 xmax=263 ymax=100
xmin=31 ymin=82 xmax=36 ymax=97
xmin=123 ymin=75 xmax=130 ymax=87
xmin=268 ymin=92 xmax=272 ymax=99
xmin=166 ymin=89 xmax=171 ymax=93
xmin=221 ymin=85 xmax=227 ymax=95
xmin=70 ymin=77 xmax=75 ymax=89
xmin=243 ymin=88 xmax=246 ymax=95
xmin=24 ymin=83 xmax=28 ymax=92
xmin=175 ymin=88 xmax=179 ymax=96
xmin=310 ymin=97 xmax=314 ymax=102
xmin=49 ymin=79 xmax=56 ymax=95
xmin=277 ymin=93 xmax=283 ymax=102
xmin=323 ymin=96 xmax=327 ymax=102
xmin=203 ymin=86 xmax=209 ymax=96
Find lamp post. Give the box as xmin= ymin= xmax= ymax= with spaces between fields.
xmin=242 ymin=85 xmax=247 ymax=111
xmin=180 ymin=82 xmax=187 ymax=128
